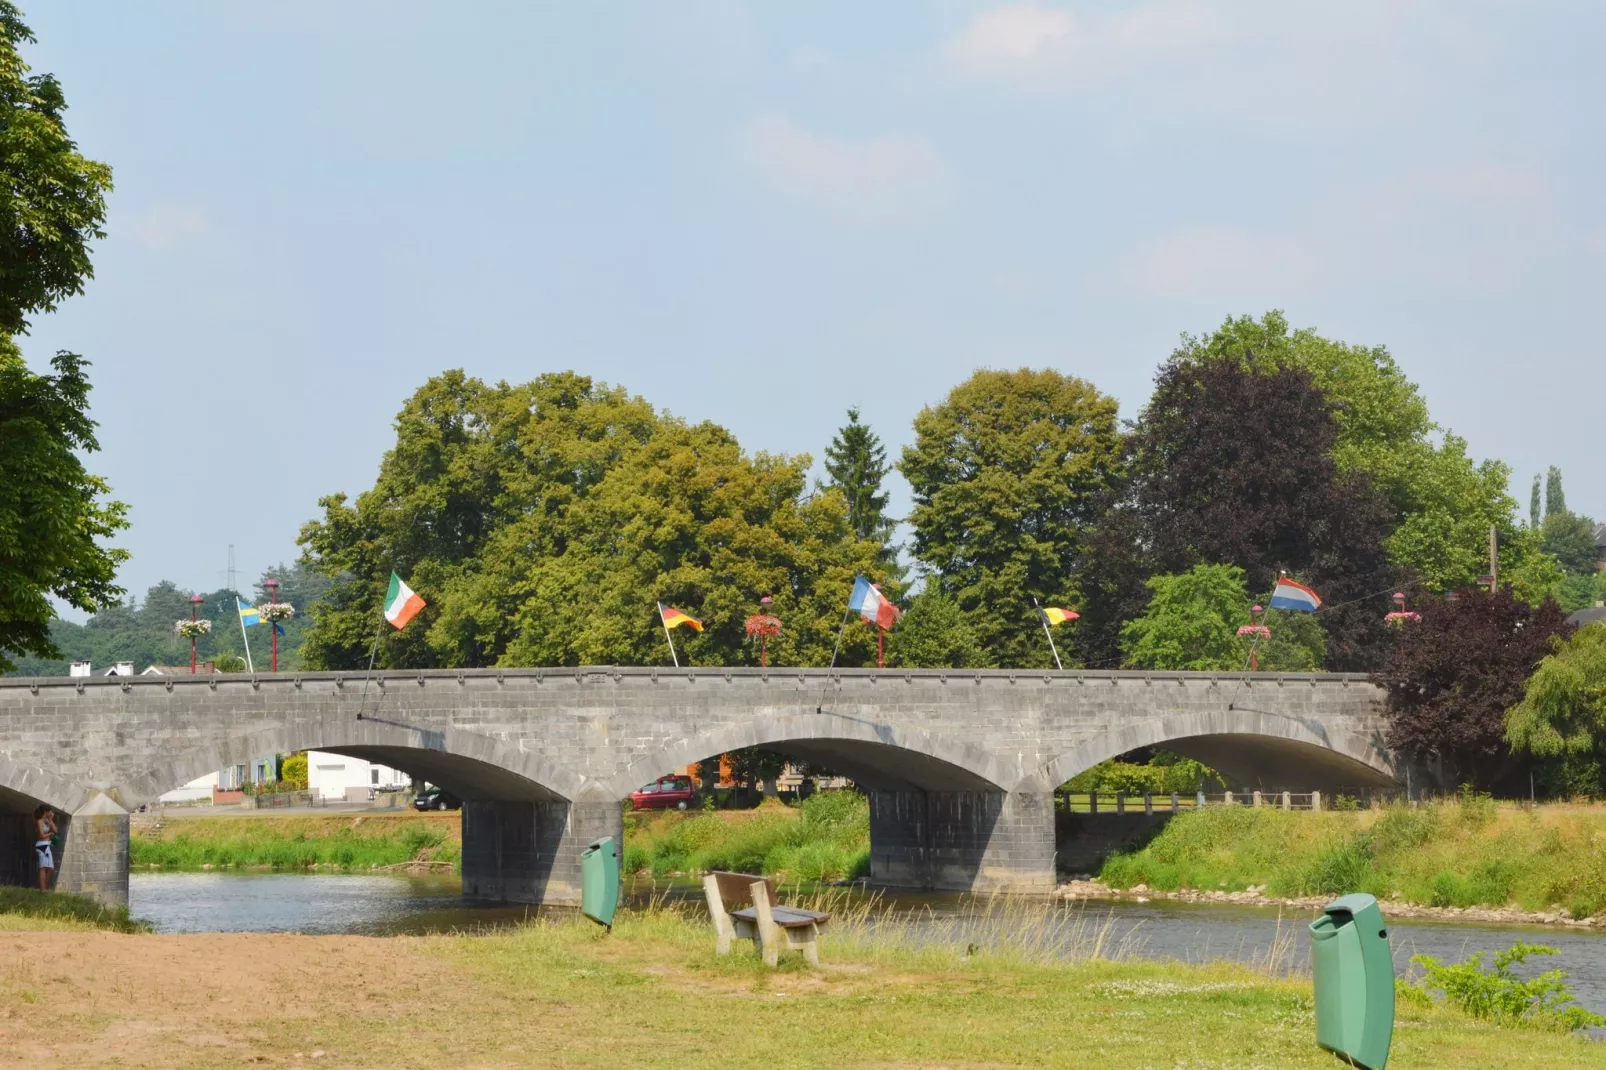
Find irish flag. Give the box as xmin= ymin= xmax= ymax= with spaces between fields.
xmin=384 ymin=572 xmax=426 ymax=629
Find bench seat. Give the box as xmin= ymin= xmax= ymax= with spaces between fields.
xmin=730 ymin=905 xmax=831 ymax=929
xmin=704 ymin=871 xmax=830 ymax=967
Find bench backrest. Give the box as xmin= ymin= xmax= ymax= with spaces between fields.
xmin=710 ymin=871 xmax=776 ymax=912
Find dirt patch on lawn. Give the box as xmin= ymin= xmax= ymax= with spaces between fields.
xmin=0 ymin=931 xmax=437 ymax=1069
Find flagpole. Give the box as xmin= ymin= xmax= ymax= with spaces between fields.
xmin=1033 ymin=598 xmax=1064 ymax=671
xmin=236 ymin=593 xmax=255 ymax=674
xmin=825 ymin=601 xmax=853 ymax=671
xmin=355 ymin=600 xmax=387 ymax=720
xmin=657 ymin=603 xmax=680 ymax=668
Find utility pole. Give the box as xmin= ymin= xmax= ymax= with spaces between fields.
xmin=1489 ymin=524 xmax=1499 ymax=591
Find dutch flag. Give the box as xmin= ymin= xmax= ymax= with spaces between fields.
xmin=1269 ymin=578 xmax=1322 ymax=613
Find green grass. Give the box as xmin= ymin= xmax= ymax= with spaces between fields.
xmin=623 ymin=791 xmax=870 ymax=882
xmin=413 ymin=899 xmax=1606 ymax=1069
xmin=1101 ymin=798 xmax=1606 ymax=917
xmin=0 ymin=886 xmax=149 ymax=932
xmin=130 ymin=813 xmax=461 ymax=872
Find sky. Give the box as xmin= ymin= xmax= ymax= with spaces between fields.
xmin=18 ymin=1 xmax=1606 ymax=611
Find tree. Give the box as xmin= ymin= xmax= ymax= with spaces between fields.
xmin=0 ymin=352 xmax=128 ymax=671
xmin=900 ymin=369 xmax=1122 ymax=668
xmin=823 ymin=407 xmax=894 ymax=555
xmin=1546 ymin=466 xmax=1566 ymax=519
xmin=1542 ymin=512 xmax=1599 ymax=576
xmin=1376 ymin=588 xmax=1571 ymax=791
xmin=0 ymin=3 xmax=112 ymax=335
xmin=1120 ymin=564 xmax=1250 ymax=671
xmin=1530 ymin=475 xmax=1542 ymax=529
xmin=890 ymin=589 xmax=985 ymax=669
xmin=1085 ymin=358 xmax=1394 ymax=671
xmin=299 ymin=370 xmax=892 ymax=670
xmin=1505 ymin=624 xmax=1606 ymax=780
xmin=1175 ymin=313 xmax=1523 ymax=595
xmin=0 ymin=6 xmax=123 ymax=672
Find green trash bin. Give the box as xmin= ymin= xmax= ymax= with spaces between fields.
xmin=580 ymin=835 xmax=620 ymax=931
xmin=1310 ymin=892 xmax=1394 ymax=1070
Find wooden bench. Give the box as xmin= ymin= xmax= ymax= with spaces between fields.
xmin=702 ymin=871 xmax=830 ymax=967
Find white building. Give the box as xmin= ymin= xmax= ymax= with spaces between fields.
xmin=306 ymin=751 xmax=410 ymax=803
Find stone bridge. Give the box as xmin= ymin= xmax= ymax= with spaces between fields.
xmin=0 ymin=667 xmax=1395 ymax=908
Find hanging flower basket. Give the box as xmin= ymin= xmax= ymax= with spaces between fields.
xmin=1236 ymin=624 xmax=1271 ymax=638
xmin=174 ymin=619 xmax=213 ymax=639
xmin=1384 ymin=611 xmax=1421 ymax=628
xmin=744 ymin=614 xmax=783 ymax=641
xmin=257 ymin=602 xmax=296 ymax=623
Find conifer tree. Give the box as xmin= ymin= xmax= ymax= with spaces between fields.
xmin=824 ymin=407 xmax=894 ymax=550
xmin=1530 ymin=474 xmax=1542 ymax=529
xmin=1546 ymin=466 xmax=1566 ymax=519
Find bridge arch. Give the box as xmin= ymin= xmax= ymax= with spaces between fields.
xmin=1031 ymin=708 xmax=1397 ymax=795
xmin=129 ymin=712 xmax=583 ymax=807
xmin=603 ymin=712 xmax=1017 ymax=798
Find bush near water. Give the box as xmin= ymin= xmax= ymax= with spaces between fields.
xmin=623 ymin=790 xmax=870 ymax=882
xmin=1101 ymin=795 xmax=1606 ymax=919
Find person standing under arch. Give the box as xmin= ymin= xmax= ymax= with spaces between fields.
xmin=33 ymin=805 xmax=57 ymax=891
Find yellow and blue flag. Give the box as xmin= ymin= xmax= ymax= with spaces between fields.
xmin=238 ymin=599 xmax=261 ymax=627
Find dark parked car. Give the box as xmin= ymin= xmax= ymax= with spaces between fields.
xmin=629 ymin=775 xmax=696 ymax=811
xmin=413 ymin=787 xmax=462 ymax=811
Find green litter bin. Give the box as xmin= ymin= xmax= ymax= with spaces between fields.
xmin=580 ymin=835 xmax=620 ymax=931
xmin=1310 ymin=892 xmax=1394 ymax=1070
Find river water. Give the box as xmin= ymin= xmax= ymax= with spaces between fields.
xmin=129 ymin=873 xmax=1606 ymax=1015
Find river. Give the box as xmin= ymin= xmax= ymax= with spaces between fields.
xmin=129 ymin=872 xmax=1606 ymax=1015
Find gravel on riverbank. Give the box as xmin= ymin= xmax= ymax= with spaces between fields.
xmin=1055 ymin=877 xmax=1606 ymax=929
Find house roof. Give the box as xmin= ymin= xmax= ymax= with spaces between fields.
xmin=141 ymin=664 xmax=218 ymax=675
xmin=1569 ymin=607 xmax=1606 ymax=629
xmin=1594 ymin=522 xmax=1606 ymax=549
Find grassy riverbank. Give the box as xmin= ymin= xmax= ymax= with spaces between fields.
xmin=0 ymin=887 xmax=147 ymax=932
xmin=1101 ymin=798 xmax=1606 ymax=918
xmin=623 ymin=791 xmax=870 ymax=881
xmin=1 ymin=900 xmax=1601 ymax=1067
xmin=130 ymin=812 xmax=461 ymax=871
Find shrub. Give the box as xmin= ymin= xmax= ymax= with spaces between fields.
xmin=1409 ymin=943 xmax=1606 ymax=1032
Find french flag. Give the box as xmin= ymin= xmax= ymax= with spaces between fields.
xmin=849 ymin=576 xmax=902 ymax=629
xmin=1269 ymin=578 xmax=1322 ymax=613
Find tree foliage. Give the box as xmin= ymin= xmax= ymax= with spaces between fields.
xmin=823 ymin=406 xmax=894 ymax=555
xmin=1542 ymin=512 xmax=1599 ymax=577
xmin=1121 ymin=564 xmax=1250 ymax=672
xmin=0 ymin=3 xmax=111 ymax=336
xmin=1173 ymin=313 xmax=1524 ymax=596
xmin=1505 ymin=624 xmax=1606 ymax=762
xmin=1530 ymin=475 xmax=1542 ymax=530
xmin=0 ymin=351 xmax=128 ymax=671
xmin=900 ymin=368 xmax=1122 ymax=668
xmin=890 ymin=589 xmax=985 ymax=669
xmin=1084 ymin=357 xmax=1393 ymax=671
xmin=299 ymin=370 xmax=892 ymax=670
xmin=1545 ymin=466 xmax=1566 ymax=520
xmin=1376 ymin=588 xmax=1571 ymax=790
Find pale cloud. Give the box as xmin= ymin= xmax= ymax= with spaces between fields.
xmin=740 ymin=115 xmax=952 ymax=223
xmin=123 ymin=201 xmax=210 ymax=252
xmin=940 ymin=1 xmax=1217 ymax=91
xmin=1121 ymin=162 xmax=1563 ymax=301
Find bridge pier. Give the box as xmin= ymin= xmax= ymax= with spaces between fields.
xmin=55 ymin=794 xmax=130 ymax=909
xmin=867 ymin=789 xmax=1055 ymax=894
xmin=461 ymin=796 xmax=622 ymax=906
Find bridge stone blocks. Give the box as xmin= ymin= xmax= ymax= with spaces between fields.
xmin=0 ymin=668 xmax=1395 ymax=909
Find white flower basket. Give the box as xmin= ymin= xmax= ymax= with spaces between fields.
xmin=257 ymin=602 xmax=296 ymax=623
xmin=175 ymin=619 xmax=213 ymax=639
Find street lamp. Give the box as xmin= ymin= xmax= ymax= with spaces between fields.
xmin=174 ymin=593 xmax=211 ymax=673
xmin=744 ymin=596 xmax=783 ymax=668
xmin=1236 ymin=604 xmax=1270 ymax=671
xmin=1385 ymin=591 xmax=1420 ymax=628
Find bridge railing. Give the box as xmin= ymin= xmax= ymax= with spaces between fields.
xmin=1054 ymin=789 xmax=1397 ymax=814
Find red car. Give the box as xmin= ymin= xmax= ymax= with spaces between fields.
xmin=630 ymin=775 xmax=697 ymax=810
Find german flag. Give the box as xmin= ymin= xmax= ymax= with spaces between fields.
xmin=1039 ymin=606 xmax=1078 ymax=626
xmin=659 ymin=604 xmax=703 ymax=632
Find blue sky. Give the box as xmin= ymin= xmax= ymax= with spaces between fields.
xmin=20 ymin=1 xmax=1606 ymax=608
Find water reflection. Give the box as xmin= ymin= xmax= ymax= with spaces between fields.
xmin=129 ymin=873 xmax=1606 ymax=1014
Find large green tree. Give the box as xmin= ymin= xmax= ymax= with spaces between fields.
xmin=0 ymin=4 xmax=123 ymax=672
xmin=299 ymin=370 xmax=891 ymax=670
xmin=1542 ymin=511 xmax=1600 ymax=577
xmin=1546 ymin=466 xmax=1566 ymax=519
xmin=900 ymin=369 xmax=1122 ymax=668
xmin=889 ymin=589 xmax=985 ymax=669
